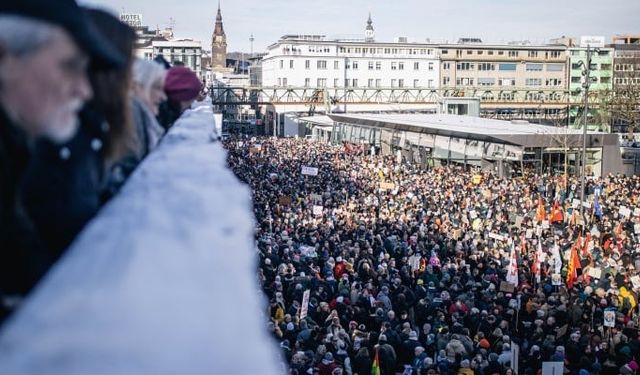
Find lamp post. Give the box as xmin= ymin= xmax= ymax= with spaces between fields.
xmin=579 ymin=46 xmax=598 ymax=220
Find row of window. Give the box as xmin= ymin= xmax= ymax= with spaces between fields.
xmin=570 ymin=76 xmax=611 ymax=84
xmin=277 ymin=78 xmax=436 ymax=88
xmin=444 ymin=62 xmax=565 ymax=72
xmin=614 ymin=64 xmax=639 ymax=71
xmin=571 ymin=63 xmax=612 ymax=71
xmin=280 ymin=59 xmax=436 ymax=71
xmin=338 ymin=47 xmax=434 ymax=55
xmin=442 ymin=49 xmax=563 ymax=58
xmin=446 ymin=77 xmax=563 ymax=87
xmin=615 ymin=77 xmax=640 ymax=85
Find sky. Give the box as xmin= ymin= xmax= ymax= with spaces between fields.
xmin=80 ymin=0 xmax=640 ymax=53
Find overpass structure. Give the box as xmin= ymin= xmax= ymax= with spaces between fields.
xmin=210 ymin=85 xmax=575 ymax=123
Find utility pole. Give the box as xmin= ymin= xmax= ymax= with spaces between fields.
xmin=250 ymin=34 xmax=254 ymax=56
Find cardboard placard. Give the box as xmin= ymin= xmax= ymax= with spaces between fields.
xmin=279 ymin=196 xmax=292 ymax=206
xmin=499 ymin=281 xmax=515 ymax=293
xmin=551 ymin=273 xmax=562 ymax=286
xmin=301 ymin=166 xmax=319 ymax=176
xmin=603 ymin=310 xmax=616 ymax=327
xmin=312 ymin=205 xmax=323 ymax=216
xmin=515 ymin=216 xmax=524 ymax=228
xmin=380 ymin=182 xmax=395 ymax=190
xmin=555 ymin=324 xmax=568 ymax=339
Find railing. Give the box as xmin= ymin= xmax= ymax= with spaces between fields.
xmin=0 ymin=104 xmax=282 ymax=374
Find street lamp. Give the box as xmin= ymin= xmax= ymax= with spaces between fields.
xmin=578 ymin=46 xmax=599 ymax=221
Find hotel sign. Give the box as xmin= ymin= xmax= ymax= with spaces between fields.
xmin=120 ymin=13 xmax=143 ymax=28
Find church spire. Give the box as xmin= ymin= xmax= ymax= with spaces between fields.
xmin=365 ymin=12 xmax=374 ymax=42
xmin=214 ymin=1 xmax=225 ymax=36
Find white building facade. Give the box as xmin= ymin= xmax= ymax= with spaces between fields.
xmin=261 ymin=35 xmax=440 ymax=90
xmin=152 ymin=39 xmax=203 ymax=78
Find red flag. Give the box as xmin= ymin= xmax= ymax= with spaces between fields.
xmin=566 ymin=236 xmax=582 ymax=289
xmin=550 ymin=201 xmax=564 ymax=224
xmin=535 ymin=198 xmax=546 ymax=223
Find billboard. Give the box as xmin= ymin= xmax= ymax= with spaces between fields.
xmin=579 ymin=36 xmax=605 ymax=48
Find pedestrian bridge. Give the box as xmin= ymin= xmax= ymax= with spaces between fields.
xmin=0 ymin=104 xmax=282 ymax=374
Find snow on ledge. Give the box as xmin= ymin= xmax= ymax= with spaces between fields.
xmin=0 ymin=104 xmax=283 ymax=375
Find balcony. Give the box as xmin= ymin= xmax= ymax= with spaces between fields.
xmin=0 ymin=104 xmax=282 ymax=374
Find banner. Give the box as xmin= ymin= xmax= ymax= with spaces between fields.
xmin=313 ymin=205 xmax=323 ymax=216
xmin=604 ymin=310 xmax=616 ymax=327
xmin=380 ymin=182 xmax=395 ymax=190
xmin=301 ymin=166 xmax=319 ymax=176
xmin=300 ymin=289 xmax=310 ymax=320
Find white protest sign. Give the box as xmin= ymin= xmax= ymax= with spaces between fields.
xmin=469 ymin=210 xmax=478 ymax=219
xmin=634 ymin=208 xmax=640 ymax=217
xmin=635 ymin=224 xmax=640 ymax=235
xmin=588 ymin=268 xmax=602 ymax=279
xmin=511 ymin=343 xmax=519 ymax=375
xmin=631 ymin=276 xmax=640 ymax=290
xmin=313 ymin=205 xmax=323 ymax=216
xmin=237 ymin=141 xmax=244 ymax=147
xmin=551 ymin=274 xmax=562 ymax=286
xmin=542 ymin=220 xmax=550 ymax=229
xmin=572 ymin=199 xmax=580 ymax=209
xmin=603 ymin=310 xmax=616 ymax=327
xmin=300 ymin=289 xmax=311 ymax=320
xmin=301 ymin=166 xmax=319 ymax=176
xmin=542 ymin=362 xmax=564 ymax=375
xmin=488 ymin=233 xmax=506 ymax=242
xmin=582 ymin=201 xmax=592 ymax=209
xmin=619 ymin=206 xmax=631 ymax=218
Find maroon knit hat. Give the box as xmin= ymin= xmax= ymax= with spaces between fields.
xmin=164 ymin=66 xmax=202 ymax=102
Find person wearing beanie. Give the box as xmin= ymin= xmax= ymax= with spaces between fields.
xmin=157 ymin=66 xmax=202 ymax=129
xmin=457 ymin=359 xmax=474 ymax=375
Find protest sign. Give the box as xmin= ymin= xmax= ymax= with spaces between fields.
xmin=380 ymin=182 xmax=395 ymax=190
xmin=619 ymin=206 xmax=631 ymax=218
xmin=604 ymin=310 xmax=616 ymax=327
xmin=542 ymin=362 xmax=563 ymax=375
xmin=301 ymin=166 xmax=319 ymax=176
xmin=555 ymin=324 xmax=568 ymax=339
xmin=551 ymin=274 xmax=562 ymax=286
xmin=631 ymin=276 xmax=640 ymax=290
xmin=499 ymin=281 xmax=515 ymax=293
xmin=300 ymin=290 xmax=310 ymax=320
xmin=313 ymin=206 xmax=323 ymax=216
xmin=588 ymin=267 xmax=602 ymax=279
xmin=488 ymin=233 xmax=506 ymax=242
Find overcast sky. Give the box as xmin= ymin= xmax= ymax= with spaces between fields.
xmin=80 ymin=0 xmax=639 ymax=53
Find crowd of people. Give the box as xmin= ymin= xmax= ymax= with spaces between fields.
xmin=0 ymin=0 xmax=204 ymax=323
xmin=226 ymin=137 xmax=640 ymax=375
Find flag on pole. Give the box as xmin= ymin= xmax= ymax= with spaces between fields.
xmin=371 ymin=347 xmax=381 ymax=375
xmin=535 ymin=198 xmax=546 ymax=223
xmin=532 ymin=241 xmax=543 ymax=283
xmin=549 ymin=201 xmax=564 ymax=224
xmin=506 ymin=243 xmax=519 ymax=287
xmin=552 ymin=242 xmax=562 ymax=275
xmin=566 ymin=238 xmax=582 ymax=289
xmin=593 ymin=196 xmax=603 ymax=219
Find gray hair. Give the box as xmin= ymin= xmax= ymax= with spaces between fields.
xmin=132 ymin=59 xmax=166 ymax=94
xmin=0 ymin=15 xmax=56 ymax=57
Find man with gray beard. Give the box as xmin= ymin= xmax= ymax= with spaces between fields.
xmin=0 ymin=0 xmax=122 ymax=323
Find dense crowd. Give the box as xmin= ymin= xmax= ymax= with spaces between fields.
xmin=0 ymin=0 xmax=203 ymax=322
xmin=227 ymin=137 xmax=640 ymax=375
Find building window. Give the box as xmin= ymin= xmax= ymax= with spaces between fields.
xmin=369 ymin=61 xmax=374 ymax=70
xmin=304 ymin=78 xmax=310 ymax=87
xmin=441 ymin=50 xmax=448 ymax=54
xmin=391 ymin=79 xmax=397 ymax=88
xmin=526 ymin=78 xmax=542 ymax=86
xmin=601 ymin=63 xmax=612 ymax=71
xmin=398 ymin=62 xmax=404 ymax=70
xmin=305 ymin=60 xmax=310 ymax=69
xmin=443 ymin=62 xmax=450 ymax=70
xmin=499 ymin=63 xmax=517 ymax=71
xmin=508 ymin=51 xmax=518 ymax=57
xmin=488 ymin=50 xmax=494 ymax=55
xmin=375 ymin=79 xmax=381 ymax=88
xmin=398 ymin=79 xmax=404 ymax=88
xmin=317 ymin=78 xmax=326 ymax=87
xmin=375 ymin=61 xmax=382 ymax=70
xmin=345 ymin=79 xmax=350 ymax=87
xmin=391 ymin=62 xmax=397 ymax=70
xmin=571 ymin=63 xmax=582 ymax=70
xmin=413 ymin=79 xmax=420 ymax=88
xmin=352 ymin=79 xmax=358 ymax=87
xmin=277 ymin=78 xmax=282 ymax=86
xmin=478 ymin=63 xmax=495 ymax=71
xmin=334 ymin=78 xmax=340 ymax=87
xmin=334 ymin=60 xmax=339 ymax=70
xmin=368 ymin=79 xmax=374 ymax=88
xmin=477 ymin=50 xmax=484 ymax=55
xmin=428 ymin=62 xmax=434 ymax=71
xmin=456 ymin=78 xmax=474 ymax=86
xmin=317 ymin=60 xmax=327 ymax=69
xmin=546 ymin=64 xmax=563 ymax=72
xmin=467 ymin=50 xmax=473 ymax=55
xmin=600 ymin=77 xmax=611 ymax=84
xmin=428 ymin=79 xmax=434 ymax=88
xmin=498 ymin=51 xmax=504 ymax=55
xmin=598 ymin=50 xmax=610 ymax=56
xmin=546 ymin=78 xmax=562 ymax=86
xmin=289 ymin=60 xmax=294 ymax=68
xmin=478 ymin=77 xmax=495 ymax=86
xmin=456 ymin=62 xmax=474 ymax=70
xmin=443 ymin=77 xmax=450 ymax=85
xmin=549 ymin=51 xmax=561 ymax=58
xmin=282 ymin=78 xmax=288 ymax=86
xmin=279 ymin=60 xmax=284 ymax=69
xmin=352 ymin=61 xmax=359 ymax=70
xmin=526 ymin=63 xmax=543 ymax=71
xmin=414 ymin=62 xmax=420 ymax=70
xmin=498 ymin=78 xmax=516 ymax=86
xmin=528 ymin=51 xmax=539 ymax=58
xmin=571 ymin=76 xmax=581 ymax=83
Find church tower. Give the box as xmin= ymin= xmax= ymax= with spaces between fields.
xmin=211 ymin=1 xmax=227 ymax=70
xmin=365 ymin=12 xmax=375 ymax=42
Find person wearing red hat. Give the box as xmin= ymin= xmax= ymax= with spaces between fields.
xmin=158 ymin=66 xmax=202 ymax=130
